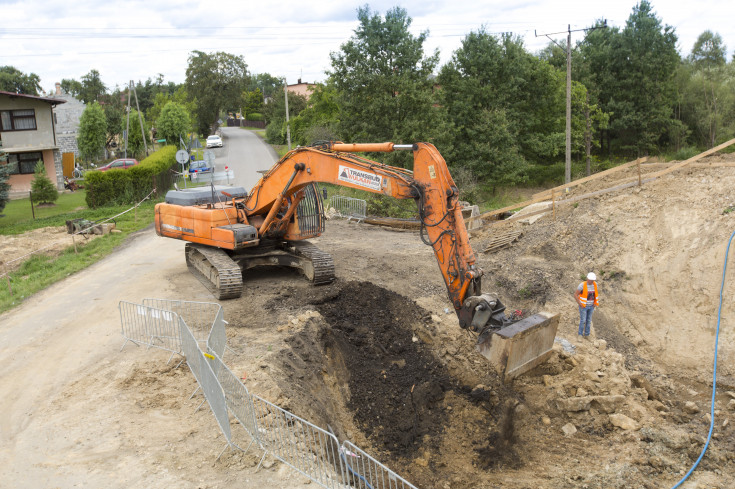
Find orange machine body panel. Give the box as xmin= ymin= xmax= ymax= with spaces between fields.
xmin=156 ymin=203 xmax=241 ymax=249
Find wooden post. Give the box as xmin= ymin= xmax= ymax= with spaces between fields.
xmin=552 ymin=189 xmax=556 ymax=220
xmin=30 ymin=191 xmax=35 ymax=219
xmin=72 ymin=232 xmax=78 ymax=254
xmin=3 ymin=265 xmax=12 ymax=296
xmin=637 ymin=158 xmax=642 ymax=186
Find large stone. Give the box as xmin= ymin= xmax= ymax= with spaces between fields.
xmin=610 ymin=413 xmax=639 ymax=431
xmin=556 ymin=397 xmax=593 ymax=412
xmin=727 ymin=399 xmax=735 ymax=411
xmin=592 ymin=395 xmax=626 ymax=414
xmin=684 ymin=401 xmax=701 ymax=414
xmin=562 ymin=423 xmax=577 ymax=436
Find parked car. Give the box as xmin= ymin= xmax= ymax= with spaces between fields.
xmin=206 ymin=135 xmax=223 ymax=148
xmin=188 ymin=160 xmax=212 ymax=174
xmin=97 ymin=158 xmax=139 ymax=171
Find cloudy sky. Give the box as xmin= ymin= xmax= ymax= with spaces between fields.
xmin=2 ymin=0 xmax=732 ymax=94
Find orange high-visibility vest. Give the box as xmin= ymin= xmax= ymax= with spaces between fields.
xmin=578 ymin=281 xmax=599 ymax=307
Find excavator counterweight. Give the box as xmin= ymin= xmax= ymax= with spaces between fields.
xmin=154 ymin=142 xmax=558 ymax=381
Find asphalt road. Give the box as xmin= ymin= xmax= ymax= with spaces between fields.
xmin=210 ymin=127 xmax=279 ymax=191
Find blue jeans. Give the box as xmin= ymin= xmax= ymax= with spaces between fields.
xmin=578 ymin=304 xmax=595 ymax=336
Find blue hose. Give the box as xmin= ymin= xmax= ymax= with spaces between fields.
xmin=341 ymin=451 xmax=374 ymax=489
xmin=669 ymin=228 xmax=734 ymax=488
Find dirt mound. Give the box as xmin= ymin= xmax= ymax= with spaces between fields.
xmin=266 ymin=281 xmax=522 ymax=487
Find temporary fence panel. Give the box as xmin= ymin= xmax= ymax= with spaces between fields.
xmin=206 ymin=350 xmax=259 ymax=446
xmin=119 ymin=301 xmax=181 ymax=354
xmin=251 ymin=394 xmax=345 ymax=489
xmin=180 ymin=318 xmax=232 ymax=445
xmin=207 ymin=307 xmax=227 ymax=359
xmin=143 ymin=299 xmax=222 ymax=343
xmin=329 ymin=196 xmax=367 ymax=220
xmin=339 ymin=441 xmax=417 ymax=489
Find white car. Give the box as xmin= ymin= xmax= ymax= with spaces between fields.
xmin=206 ymin=135 xmax=223 ymax=148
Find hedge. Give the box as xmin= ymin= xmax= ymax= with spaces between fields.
xmin=84 ymin=146 xmax=178 ymax=208
xmin=246 ymin=112 xmax=264 ymax=121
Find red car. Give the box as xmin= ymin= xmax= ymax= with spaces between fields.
xmin=97 ymin=158 xmax=139 ymax=171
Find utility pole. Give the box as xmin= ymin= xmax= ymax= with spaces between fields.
xmin=131 ymin=81 xmax=148 ymax=156
xmin=283 ymin=78 xmax=292 ymax=150
xmin=124 ymin=81 xmax=132 ymax=159
xmin=536 ymin=20 xmax=607 ymax=185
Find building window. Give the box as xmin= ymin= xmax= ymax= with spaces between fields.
xmin=0 ymin=109 xmax=37 ymax=131
xmin=7 ymin=152 xmax=43 ymax=174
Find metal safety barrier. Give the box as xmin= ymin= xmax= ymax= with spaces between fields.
xmin=119 ymin=301 xmax=182 ymax=358
xmin=329 ymin=195 xmax=367 ymax=221
xmin=179 ymin=318 xmax=233 ymax=458
xmin=119 ymin=299 xmax=418 ymax=488
xmin=340 ymin=441 xmax=416 ymax=489
xmin=142 ymin=299 xmax=223 ymax=345
xmin=251 ymin=394 xmax=345 ymax=487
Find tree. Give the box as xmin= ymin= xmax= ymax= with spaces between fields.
xmin=249 ymin=73 xmax=282 ymax=100
xmin=156 ymin=101 xmax=191 ymax=145
xmin=79 ymin=70 xmax=107 ymax=104
xmin=0 ymin=66 xmax=42 ymax=95
xmin=580 ymin=3 xmax=680 ymax=155
xmin=77 ymin=102 xmax=107 ymax=161
xmin=0 ymin=138 xmax=11 ymax=215
xmin=263 ymin=87 xmax=307 ymax=144
xmin=60 ymin=78 xmax=83 ymax=98
xmin=31 ymin=160 xmax=58 ymax=205
xmin=186 ymin=51 xmax=249 ymax=134
xmin=289 ymin=83 xmax=341 ymax=145
xmin=689 ymin=30 xmax=726 ymax=70
xmin=437 ymin=30 xmax=565 ymax=185
xmin=328 ymin=6 xmax=442 ymax=163
xmin=122 ymin=108 xmax=150 ymax=157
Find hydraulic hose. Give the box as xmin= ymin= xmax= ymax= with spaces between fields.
xmin=669 ymin=228 xmax=734 ymax=488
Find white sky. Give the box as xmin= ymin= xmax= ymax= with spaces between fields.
xmin=1 ymin=0 xmax=732 ymax=94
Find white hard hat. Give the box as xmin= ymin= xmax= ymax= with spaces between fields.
xmin=587 ymin=272 xmax=596 ymax=281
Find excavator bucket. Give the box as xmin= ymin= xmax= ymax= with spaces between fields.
xmin=476 ymin=312 xmax=560 ymax=383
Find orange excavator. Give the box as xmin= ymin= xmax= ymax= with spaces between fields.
xmin=155 ymin=142 xmax=559 ymax=380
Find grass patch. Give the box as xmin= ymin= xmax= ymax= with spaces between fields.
xmin=1 ymin=191 xmax=88 ymax=229
xmin=0 ymin=200 xmax=157 ymax=314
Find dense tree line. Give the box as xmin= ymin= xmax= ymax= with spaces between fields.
xmin=2 ymin=1 xmax=733 ymax=189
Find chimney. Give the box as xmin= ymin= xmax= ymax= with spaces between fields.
xmin=55 ymin=82 xmax=61 ymax=95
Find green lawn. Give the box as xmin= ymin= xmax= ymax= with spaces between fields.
xmin=1 ymin=191 xmax=88 ymax=231
xmin=0 ymin=194 xmax=158 ymax=314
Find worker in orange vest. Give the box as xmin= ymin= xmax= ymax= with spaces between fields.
xmin=576 ymin=272 xmax=599 ymax=338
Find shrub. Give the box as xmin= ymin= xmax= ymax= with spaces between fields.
xmin=84 ymin=146 xmax=177 ymax=208
xmin=265 ymin=120 xmax=286 ymax=144
xmin=672 ymin=146 xmax=700 ymax=161
xmin=31 ymin=160 xmax=59 ymax=204
xmin=246 ymin=112 xmax=264 ymax=121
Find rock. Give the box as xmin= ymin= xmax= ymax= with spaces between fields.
xmin=585 ymin=371 xmax=602 ymax=383
xmin=723 ymin=418 xmax=729 ymax=428
xmin=556 ymin=397 xmax=593 ymax=412
xmin=431 ymin=314 xmax=442 ymax=324
xmin=727 ymin=399 xmax=735 ymax=411
xmin=650 ymin=400 xmax=668 ymax=412
xmin=592 ymin=395 xmax=626 ymax=414
xmin=564 ymin=356 xmax=579 ymax=367
xmin=684 ymin=401 xmax=701 ymax=414
xmin=415 ymin=457 xmax=429 ymax=467
xmin=261 ymin=457 xmax=276 ymax=469
xmin=630 ymin=373 xmax=661 ymax=401
xmin=610 ymin=413 xmax=639 ymax=430
xmin=576 ymin=387 xmax=588 ymax=397
xmin=543 ymin=375 xmax=553 ymax=387
xmin=726 ymin=391 xmax=735 ymax=399
xmin=594 ymin=339 xmax=607 ymax=350
xmin=542 ymin=416 xmax=551 ymax=425
xmin=562 ymin=423 xmax=577 ymax=436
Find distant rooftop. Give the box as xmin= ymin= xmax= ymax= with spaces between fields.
xmin=0 ymin=90 xmax=66 ymax=105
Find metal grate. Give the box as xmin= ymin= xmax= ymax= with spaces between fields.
xmin=297 ymin=183 xmax=326 ymax=238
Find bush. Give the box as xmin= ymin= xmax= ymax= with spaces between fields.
xmin=246 ymin=112 xmax=264 ymax=121
xmin=265 ymin=120 xmax=286 ymax=144
xmin=84 ymin=146 xmax=177 ymax=208
xmin=672 ymin=146 xmax=700 ymax=161
xmin=31 ymin=160 xmax=59 ymax=204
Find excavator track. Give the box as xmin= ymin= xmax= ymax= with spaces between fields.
xmin=185 ymin=243 xmax=243 ymax=300
xmin=290 ymin=241 xmax=335 ymax=285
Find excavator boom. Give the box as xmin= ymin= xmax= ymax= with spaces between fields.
xmin=155 ymin=142 xmax=559 ymax=381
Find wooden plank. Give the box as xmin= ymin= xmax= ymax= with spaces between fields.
xmin=531 ymin=156 xmax=647 ymax=200
xmin=466 ymin=193 xmax=555 ymax=224
xmin=648 ymin=138 xmax=735 ymax=179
